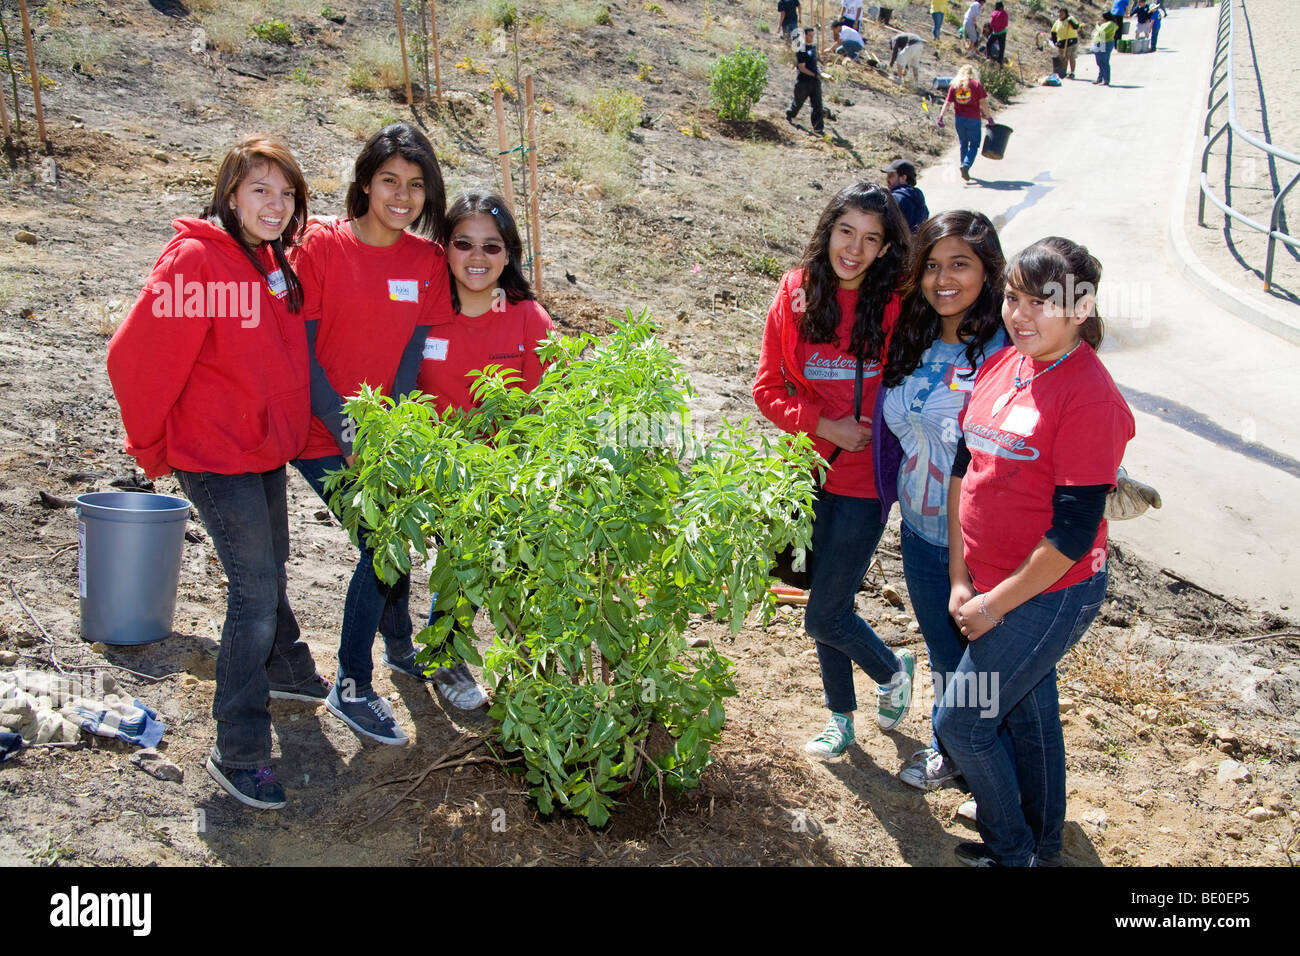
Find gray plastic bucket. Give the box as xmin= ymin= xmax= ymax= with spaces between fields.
xmin=76 ymin=492 xmax=191 ymax=646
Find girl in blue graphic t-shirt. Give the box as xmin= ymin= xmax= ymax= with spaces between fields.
xmin=876 ymin=210 xmax=1008 ymax=792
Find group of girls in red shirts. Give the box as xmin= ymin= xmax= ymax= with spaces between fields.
xmin=106 ymin=129 xmax=1134 ymax=864
xmin=107 ymin=127 xmax=552 ymax=810
xmin=755 ymin=181 xmax=1134 ymax=867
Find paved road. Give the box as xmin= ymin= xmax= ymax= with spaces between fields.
xmin=915 ymin=5 xmax=1300 ymax=613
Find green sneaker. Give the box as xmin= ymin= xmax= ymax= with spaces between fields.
xmin=876 ymin=648 xmax=916 ymax=730
xmin=805 ymin=713 xmax=855 ymax=757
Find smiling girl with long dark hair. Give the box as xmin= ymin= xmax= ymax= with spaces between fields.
xmin=753 ymin=180 xmax=917 ymax=758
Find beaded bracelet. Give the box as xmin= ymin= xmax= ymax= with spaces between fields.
xmin=979 ymin=594 xmax=1005 ymax=628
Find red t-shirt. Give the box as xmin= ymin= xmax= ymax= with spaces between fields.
xmin=415 ymin=298 xmax=555 ymax=415
xmin=293 ymin=217 xmax=453 ymax=459
xmin=752 ymin=270 xmax=892 ymax=499
xmin=946 ymin=80 xmax=987 ymax=119
xmin=958 ymin=343 xmax=1134 ymax=593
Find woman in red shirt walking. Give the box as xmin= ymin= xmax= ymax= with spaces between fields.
xmin=107 ymin=137 xmax=322 ymax=810
xmin=937 ymin=64 xmax=994 ymax=182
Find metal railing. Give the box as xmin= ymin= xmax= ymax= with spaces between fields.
xmin=1197 ymin=0 xmax=1300 ymax=291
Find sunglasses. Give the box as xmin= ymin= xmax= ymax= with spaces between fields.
xmin=450 ymin=238 xmax=506 ymax=256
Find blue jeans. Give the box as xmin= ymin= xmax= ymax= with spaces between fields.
xmin=1094 ymin=44 xmax=1112 ymax=84
xmin=292 ymin=455 xmax=417 ymax=693
xmin=805 ymin=491 xmax=902 ymax=714
xmin=934 ymin=569 xmax=1108 ymax=865
xmin=932 ymin=11 xmax=944 ymax=39
xmin=900 ymin=522 xmax=966 ymax=754
xmin=954 ymin=115 xmax=983 ymax=170
xmin=175 ymin=467 xmax=317 ymax=769
xmin=837 ymin=38 xmax=864 ymax=59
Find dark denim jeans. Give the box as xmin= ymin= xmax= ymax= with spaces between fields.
xmin=175 ymin=467 xmax=317 ymax=769
xmin=900 ymin=521 xmax=967 ymax=754
xmin=954 ymin=115 xmax=983 ymax=170
xmin=292 ymin=455 xmax=417 ymax=693
xmin=805 ymin=491 xmax=903 ymax=714
xmin=1094 ymin=44 xmax=1113 ymax=84
xmin=934 ymin=569 xmax=1108 ymax=866
xmin=931 ymin=11 xmax=944 ymax=39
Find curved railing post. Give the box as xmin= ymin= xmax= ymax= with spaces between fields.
xmin=1197 ymin=0 xmax=1300 ymax=290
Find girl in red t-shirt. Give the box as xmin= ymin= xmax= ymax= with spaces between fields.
xmin=290 ymin=123 xmax=455 ymax=746
xmin=415 ymin=192 xmax=556 ymax=705
xmin=108 ymin=136 xmax=323 ymax=810
xmin=753 ymin=181 xmax=916 ymax=758
xmin=937 ymin=237 xmax=1135 ymax=866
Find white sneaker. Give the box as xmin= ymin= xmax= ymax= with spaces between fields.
xmin=898 ymin=747 xmax=963 ymax=791
xmin=956 ymin=798 xmax=978 ymax=822
xmin=432 ymin=662 xmax=488 ymax=710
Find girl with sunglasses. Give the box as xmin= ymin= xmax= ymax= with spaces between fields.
xmin=414 ymin=192 xmax=554 ymax=705
xmin=289 ymin=123 xmax=454 ymax=746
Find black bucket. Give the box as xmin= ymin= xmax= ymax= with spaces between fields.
xmin=982 ymin=123 xmax=1013 ymax=160
xmin=1051 ymin=55 xmax=1066 ymax=76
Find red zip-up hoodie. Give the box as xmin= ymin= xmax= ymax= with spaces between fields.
xmin=107 ymin=218 xmax=310 ymax=477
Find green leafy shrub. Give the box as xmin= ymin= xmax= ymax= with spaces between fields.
xmin=981 ymin=63 xmax=1018 ymax=102
xmin=585 ymin=87 xmax=644 ymax=137
xmin=708 ymin=45 xmax=769 ymax=121
xmin=748 ymin=253 xmax=783 ymax=279
xmin=330 ymin=314 xmax=821 ymax=826
xmin=249 ymin=19 xmax=295 ymax=45
xmin=594 ymin=5 xmax=613 ymax=25
xmin=491 ymin=0 xmax=518 ymax=29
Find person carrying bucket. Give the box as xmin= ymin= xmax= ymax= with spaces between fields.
xmin=107 ymin=136 xmax=328 ymax=811
xmin=936 ymin=64 xmax=994 ymax=182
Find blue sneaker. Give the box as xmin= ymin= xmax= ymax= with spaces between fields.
xmin=206 ymin=757 xmax=286 ymax=810
xmin=326 ymin=680 xmax=408 ymax=745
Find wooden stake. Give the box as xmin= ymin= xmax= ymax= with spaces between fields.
xmin=419 ymin=0 xmax=431 ymax=103
xmin=492 ymin=88 xmax=516 ymax=212
xmin=430 ymin=0 xmax=443 ymax=105
xmin=16 ymin=0 xmax=45 ymax=145
xmin=393 ymin=0 xmax=413 ymax=106
xmin=0 ymin=69 xmax=10 ymax=142
xmin=525 ymin=74 xmax=542 ymax=295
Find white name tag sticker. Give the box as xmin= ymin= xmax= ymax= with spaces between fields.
xmin=423 ymin=337 xmax=449 ymax=361
xmin=388 ymin=279 xmax=419 ymax=302
xmin=1002 ymin=405 xmax=1040 ymax=436
xmin=266 ymin=269 xmax=288 ymax=298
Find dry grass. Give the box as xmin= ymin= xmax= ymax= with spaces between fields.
xmin=548 ymin=114 xmax=636 ymax=202
xmin=346 ymin=36 xmax=406 ymax=92
xmin=35 ymin=29 xmax=115 ymax=75
xmin=1059 ymin=620 xmax=1202 ymax=728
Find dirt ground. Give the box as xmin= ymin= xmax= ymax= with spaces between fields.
xmin=0 ymin=0 xmax=1296 ymax=868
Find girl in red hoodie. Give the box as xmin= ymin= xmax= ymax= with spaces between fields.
xmin=752 ymin=181 xmax=916 ymax=758
xmin=107 ymin=136 xmax=324 ymax=810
